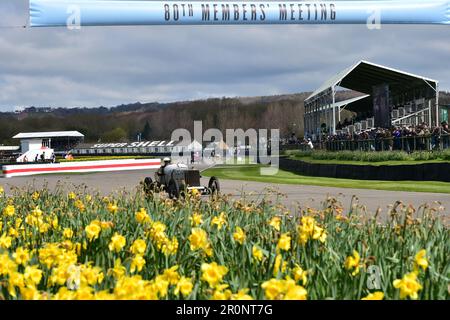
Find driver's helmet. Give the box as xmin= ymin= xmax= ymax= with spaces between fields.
xmin=162 ymin=157 xmax=171 ymax=164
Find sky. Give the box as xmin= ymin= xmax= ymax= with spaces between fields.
xmin=0 ymin=0 xmax=449 ymax=111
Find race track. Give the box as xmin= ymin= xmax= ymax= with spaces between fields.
xmin=1 ymin=167 xmax=449 ymax=217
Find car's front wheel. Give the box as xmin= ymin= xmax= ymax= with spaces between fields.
xmin=208 ymin=176 xmax=220 ymax=195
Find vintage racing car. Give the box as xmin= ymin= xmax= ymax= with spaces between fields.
xmin=143 ymin=160 xmax=220 ymax=198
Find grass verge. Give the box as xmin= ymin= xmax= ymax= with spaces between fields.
xmin=203 ymin=164 xmax=450 ymax=194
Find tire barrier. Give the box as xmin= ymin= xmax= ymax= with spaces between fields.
xmin=1 ymin=159 xmax=161 ymax=178
xmin=279 ymin=157 xmax=450 ymax=182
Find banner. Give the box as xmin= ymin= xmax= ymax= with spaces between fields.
xmin=30 ymin=0 xmax=450 ymax=27
xmin=373 ymin=83 xmax=391 ymax=128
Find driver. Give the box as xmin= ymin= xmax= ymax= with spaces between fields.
xmin=157 ymin=157 xmax=171 ymax=176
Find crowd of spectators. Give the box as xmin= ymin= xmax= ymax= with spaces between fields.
xmin=324 ymin=121 xmax=449 ymax=151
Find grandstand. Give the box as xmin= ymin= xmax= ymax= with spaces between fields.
xmin=12 ymin=131 xmax=84 ymax=155
xmin=304 ymin=61 xmax=441 ymax=140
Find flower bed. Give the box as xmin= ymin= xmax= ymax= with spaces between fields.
xmin=0 ymin=185 xmax=448 ymax=300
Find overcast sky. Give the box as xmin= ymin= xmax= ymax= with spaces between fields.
xmin=0 ymin=0 xmax=449 ymax=111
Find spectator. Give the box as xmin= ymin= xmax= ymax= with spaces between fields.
xmin=320 ymin=121 xmax=448 ymax=152
xmin=442 ymin=122 xmax=449 ymax=149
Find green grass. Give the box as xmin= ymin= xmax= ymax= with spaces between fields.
xmin=203 ymin=164 xmax=450 ymax=194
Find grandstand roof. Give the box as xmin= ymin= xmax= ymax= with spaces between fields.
xmin=12 ymin=131 xmax=84 ymax=139
xmin=306 ymin=60 xmax=438 ymax=102
xmin=334 ymin=94 xmax=371 ymax=111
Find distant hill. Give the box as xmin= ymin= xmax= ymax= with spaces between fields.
xmin=1 ymin=91 xmax=449 ymax=145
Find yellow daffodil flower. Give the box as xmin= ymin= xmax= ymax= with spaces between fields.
xmin=233 ymin=226 xmax=246 ymax=245
xmin=201 ymin=262 xmax=228 ymax=288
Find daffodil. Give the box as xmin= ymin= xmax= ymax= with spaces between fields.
xmin=233 ymin=226 xmax=246 ymax=245
xmin=130 ymin=239 xmax=147 ymax=255
xmin=273 ymin=254 xmax=287 ymax=277
xmin=31 ymin=191 xmax=40 ymax=201
xmin=24 ymin=265 xmax=43 ymax=286
xmin=108 ymin=258 xmax=126 ymax=279
xmin=174 ymin=276 xmax=193 ymax=297
xmin=211 ymin=212 xmax=227 ymax=230
xmin=100 ymin=221 xmax=113 ymax=230
xmin=344 ymin=250 xmax=361 ymax=276
xmin=63 ymin=228 xmax=74 ymax=239
xmin=189 ymin=212 xmax=203 ymax=226
xmin=161 ymin=236 xmax=179 ymax=256
xmin=108 ymin=233 xmax=126 ymax=252
xmin=74 ymin=200 xmax=85 ymax=212
xmin=0 ymin=253 xmax=17 ymax=276
xmin=20 ymin=285 xmax=40 ymax=300
xmin=31 ymin=206 xmax=42 ymax=217
xmin=297 ymin=216 xmax=327 ymax=245
xmin=0 ymin=233 xmax=12 ymax=249
xmin=13 ymin=247 xmax=30 ymax=266
xmin=81 ymin=265 xmax=104 ymax=287
xmin=261 ymin=278 xmax=307 ymax=300
xmin=211 ymin=284 xmax=232 ymax=300
xmin=252 ymin=245 xmax=264 ymax=262
xmin=8 ymin=271 xmax=25 ymax=297
xmin=284 ymin=284 xmax=307 ymax=300
xmin=189 ymin=228 xmax=212 ymax=256
xmin=130 ymin=255 xmax=146 ymax=273
xmin=75 ymin=285 xmax=95 ymax=300
xmin=230 ymin=289 xmax=254 ymax=300
xmin=8 ymin=227 xmax=19 ymax=239
xmin=268 ymin=216 xmax=281 ymax=231
xmin=413 ymin=249 xmax=428 ymax=273
xmin=261 ymin=279 xmax=284 ymax=299
xmin=292 ymin=264 xmax=308 ymax=285
xmin=201 ymin=262 xmax=228 ymax=288
xmin=153 ymin=275 xmax=170 ymax=298
xmin=135 ymin=208 xmax=151 ymax=224
xmin=393 ymin=272 xmax=422 ymax=300
xmin=162 ymin=265 xmax=180 ymax=285
xmin=107 ymin=203 xmax=119 ymax=214
xmin=68 ymin=192 xmax=77 ymax=200
xmin=3 ymin=205 xmax=15 ymax=217
xmin=276 ymin=233 xmax=291 ymax=252
xmin=85 ymin=223 xmax=101 ymax=242
xmin=149 ymin=221 xmax=167 ymax=243
xmin=362 ymin=291 xmax=384 ymax=300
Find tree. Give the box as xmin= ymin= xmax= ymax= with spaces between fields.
xmin=102 ymin=127 xmax=127 ymax=142
xmin=142 ymin=121 xmax=152 ymax=140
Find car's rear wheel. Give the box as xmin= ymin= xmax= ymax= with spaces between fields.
xmin=168 ymin=179 xmax=179 ymax=199
xmin=143 ymin=177 xmax=159 ymax=195
xmin=208 ymin=176 xmax=220 ymax=195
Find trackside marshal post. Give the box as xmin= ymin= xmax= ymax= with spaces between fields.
xmin=30 ymin=0 xmax=450 ymax=27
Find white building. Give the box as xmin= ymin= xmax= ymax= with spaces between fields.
xmin=13 ymin=131 xmax=84 ymax=153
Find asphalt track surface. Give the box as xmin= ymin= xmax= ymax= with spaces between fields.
xmin=1 ymin=167 xmax=449 ymax=217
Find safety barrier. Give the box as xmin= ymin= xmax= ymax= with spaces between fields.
xmin=279 ymin=157 xmax=450 ymax=182
xmin=1 ymin=159 xmax=161 ymax=178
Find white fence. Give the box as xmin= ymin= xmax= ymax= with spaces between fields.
xmin=1 ymin=159 xmax=161 ymax=178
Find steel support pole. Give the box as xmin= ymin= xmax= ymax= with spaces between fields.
xmin=428 ymin=100 xmax=432 ymax=126
xmin=332 ymin=86 xmax=336 ymax=135
xmin=436 ymin=82 xmax=440 ymax=127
